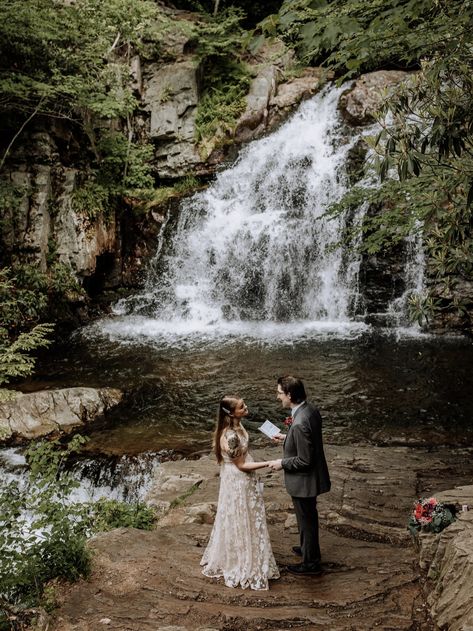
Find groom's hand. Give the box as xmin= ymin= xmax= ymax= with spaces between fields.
xmin=272 ymin=432 xmax=286 ymax=444
xmin=267 ymin=459 xmax=283 ymax=471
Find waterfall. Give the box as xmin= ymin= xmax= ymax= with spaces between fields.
xmin=93 ymin=82 xmax=428 ymax=345
xmin=112 ymin=85 xmax=372 ymax=339
xmin=387 ymin=225 xmax=426 ymax=329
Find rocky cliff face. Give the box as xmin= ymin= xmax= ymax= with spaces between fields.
xmin=0 ymin=11 xmax=330 ymax=320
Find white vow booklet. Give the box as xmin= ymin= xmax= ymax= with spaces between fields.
xmin=258 ymin=419 xmax=280 ymax=439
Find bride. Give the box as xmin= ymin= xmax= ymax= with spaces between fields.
xmin=200 ymin=395 xmax=280 ymax=590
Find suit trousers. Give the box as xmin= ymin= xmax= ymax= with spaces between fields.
xmin=292 ymin=496 xmax=321 ymax=565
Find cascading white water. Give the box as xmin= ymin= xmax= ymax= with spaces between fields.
xmin=387 ymin=224 xmax=426 ymax=330
xmin=111 ymin=85 xmax=372 ymax=340
xmin=0 ymin=448 xmax=159 ymax=504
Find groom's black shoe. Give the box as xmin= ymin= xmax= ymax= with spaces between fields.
xmin=292 ymin=546 xmax=302 ymax=556
xmin=286 ymin=563 xmax=323 ymax=576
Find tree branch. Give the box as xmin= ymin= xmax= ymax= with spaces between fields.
xmin=0 ymin=98 xmax=44 ymax=172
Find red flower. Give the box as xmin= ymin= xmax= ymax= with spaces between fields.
xmin=283 ymin=416 xmax=293 ymax=427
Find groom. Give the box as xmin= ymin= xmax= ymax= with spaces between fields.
xmin=268 ymin=375 xmax=331 ymax=576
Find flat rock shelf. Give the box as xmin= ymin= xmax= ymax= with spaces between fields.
xmin=49 ymin=443 xmax=473 ymax=631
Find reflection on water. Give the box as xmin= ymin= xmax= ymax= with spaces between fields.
xmin=22 ymin=326 xmax=473 ymax=456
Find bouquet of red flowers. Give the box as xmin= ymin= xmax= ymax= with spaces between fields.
xmin=408 ymin=497 xmax=457 ymax=535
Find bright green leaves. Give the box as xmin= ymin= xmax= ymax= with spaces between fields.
xmin=0 ymin=322 xmax=54 ymax=400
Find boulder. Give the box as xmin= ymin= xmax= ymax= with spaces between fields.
xmin=267 ymin=67 xmax=329 ymax=130
xmin=234 ymin=65 xmax=278 ymax=143
xmin=338 ymin=70 xmax=409 ymax=126
xmin=0 ymin=387 xmax=123 ymax=443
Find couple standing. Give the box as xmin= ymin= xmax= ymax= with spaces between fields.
xmin=200 ymin=375 xmax=331 ymax=590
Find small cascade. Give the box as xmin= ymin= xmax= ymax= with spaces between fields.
xmin=0 ymin=448 xmax=161 ymax=504
xmin=387 ymin=226 xmax=426 ymax=329
xmin=67 ymin=453 xmax=161 ymax=503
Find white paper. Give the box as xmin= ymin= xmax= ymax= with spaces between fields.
xmin=258 ymin=419 xmax=280 ymax=438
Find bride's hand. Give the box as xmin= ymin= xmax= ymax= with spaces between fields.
xmin=267 ymin=459 xmax=283 ymax=471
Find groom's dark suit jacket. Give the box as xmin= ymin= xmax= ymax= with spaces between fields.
xmin=281 ymin=401 xmax=331 ymax=498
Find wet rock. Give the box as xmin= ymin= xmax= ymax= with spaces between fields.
xmin=234 ymin=65 xmax=278 ymax=143
xmin=267 ymin=67 xmax=329 ymax=130
xmin=339 ymin=70 xmax=409 ymax=126
xmin=235 ymin=66 xmax=327 ymax=144
xmin=0 ymin=387 xmax=123 ymax=444
xmin=54 ymin=169 xmax=117 ymax=278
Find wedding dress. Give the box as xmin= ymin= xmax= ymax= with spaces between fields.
xmin=200 ymin=427 xmax=280 ymax=590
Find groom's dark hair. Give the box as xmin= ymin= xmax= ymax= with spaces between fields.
xmin=278 ymin=375 xmax=306 ymax=404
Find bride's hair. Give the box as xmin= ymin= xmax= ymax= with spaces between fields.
xmin=214 ymin=395 xmax=240 ymax=464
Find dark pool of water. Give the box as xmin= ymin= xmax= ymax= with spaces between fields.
xmin=21 ymin=326 xmax=473 ymax=456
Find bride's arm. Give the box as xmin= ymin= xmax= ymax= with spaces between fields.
xmin=232 ymin=455 xmax=268 ymax=472
xmin=222 ymin=431 xmax=268 ymax=472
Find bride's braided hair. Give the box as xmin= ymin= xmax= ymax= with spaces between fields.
xmin=213 ymin=395 xmax=240 ymax=464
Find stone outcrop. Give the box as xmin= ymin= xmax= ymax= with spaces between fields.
xmin=144 ymin=59 xmax=203 ymax=178
xmin=0 ymin=387 xmax=123 ymax=443
xmin=416 ymin=486 xmax=473 ymax=631
xmin=338 ymin=70 xmax=409 ymax=126
xmin=234 ymin=66 xmax=327 ymax=144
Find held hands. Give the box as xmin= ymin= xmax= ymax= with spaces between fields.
xmin=266 ymin=459 xmax=283 ymax=471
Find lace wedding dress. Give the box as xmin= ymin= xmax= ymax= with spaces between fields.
xmin=200 ymin=427 xmax=280 ymax=590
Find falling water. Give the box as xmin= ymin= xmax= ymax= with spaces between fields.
xmin=387 ymin=224 xmax=426 ymax=331
xmin=112 ymin=85 xmax=373 ymax=340
xmin=0 ymin=448 xmax=160 ymax=504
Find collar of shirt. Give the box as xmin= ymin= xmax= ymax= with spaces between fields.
xmin=291 ymin=401 xmax=305 ymax=417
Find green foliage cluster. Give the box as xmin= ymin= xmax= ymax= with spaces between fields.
xmin=0 ymin=436 xmax=92 ymax=622
xmin=0 ymin=436 xmax=157 ymax=626
xmin=373 ymin=48 xmax=473 ymax=325
xmin=0 ymin=0 xmax=158 ymax=216
xmin=0 ymin=322 xmax=53 ymax=402
xmin=72 ymin=133 xmax=155 ymax=219
xmin=0 ymin=263 xmax=83 ymax=334
xmin=0 ymin=0 xmax=155 ymax=128
xmin=261 ymin=0 xmax=471 ymax=77
xmin=91 ymin=498 xmax=156 ymax=531
xmin=170 ymin=0 xmax=283 ymax=27
xmin=194 ymin=8 xmax=251 ymax=152
xmin=0 ymin=263 xmax=84 ymax=399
